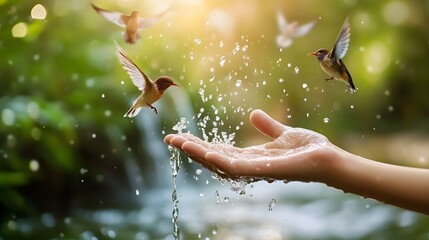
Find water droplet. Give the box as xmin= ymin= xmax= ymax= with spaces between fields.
xmin=388 ymin=105 xmax=394 ymax=112
xmin=235 ymin=80 xmax=242 ymax=87
xmin=91 ymin=133 xmax=96 ymax=138
xmin=279 ymin=78 xmax=284 ymax=83
xmin=189 ymin=52 xmax=194 ymax=60
xmin=219 ymin=41 xmax=224 ymax=48
xmin=101 ymin=93 xmax=105 ymax=98
xmin=209 ymin=74 xmax=215 ymax=82
xmin=268 ymin=199 xmax=276 ymax=212
xmin=223 ymin=197 xmax=229 ymax=203
xmin=323 ymin=117 xmax=329 ymax=123
xmin=287 ymin=63 xmax=292 ymax=68
xmin=219 ymin=56 xmax=226 ymax=67
xmin=195 ymin=169 xmax=202 ymax=175
xmin=302 ymin=83 xmax=308 ymax=89
xmin=294 ymin=67 xmax=300 ymax=74
xmin=194 ymin=38 xmax=202 ymax=45
xmin=136 ymin=189 xmax=140 ymax=196
xmin=350 ymin=105 xmax=355 ymax=109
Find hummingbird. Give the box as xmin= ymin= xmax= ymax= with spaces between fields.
xmin=115 ymin=44 xmax=179 ymax=117
xmin=276 ymin=9 xmax=316 ymax=48
xmin=91 ymin=3 xmax=169 ymax=44
xmin=308 ymin=17 xmax=356 ymax=92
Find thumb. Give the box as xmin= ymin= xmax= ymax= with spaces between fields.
xmin=249 ymin=109 xmax=288 ymax=139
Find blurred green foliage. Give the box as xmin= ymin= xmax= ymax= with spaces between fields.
xmin=0 ymin=0 xmax=429 ymax=238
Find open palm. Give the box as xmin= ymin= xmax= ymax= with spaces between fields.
xmin=165 ymin=109 xmax=338 ymax=182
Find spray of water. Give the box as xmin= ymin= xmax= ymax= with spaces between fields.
xmin=169 ymin=118 xmax=188 ymax=240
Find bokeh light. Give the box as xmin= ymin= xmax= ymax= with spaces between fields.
xmin=11 ymin=22 xmax=27 ymax=37
xmin=31 ymin=4 xmax=47 ymax=20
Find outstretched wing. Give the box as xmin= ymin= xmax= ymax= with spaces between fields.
xmin=115 ymin=44 xmax=152 ymax=91
xmin=91 ymin=4 xmax=126 ymax=27
xmin=276 ymin=9 xmax=288 ymax=33
xmin=330 ymin=17 xmax=350 ymax=60
xmin=138 ymin=7 xmax=170 ymax=29
xmin=293 ymin=20 xmax=316 ymax=37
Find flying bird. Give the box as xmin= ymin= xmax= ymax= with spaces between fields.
xmin=116 ymin=44 xmax=179 ymax=117
xmin=91 ymin=3 xmax=169 ymax=44
xmin=308 ymin=17 xmax=356 ymax=92
xmin=276 ymin=9 xmax=316 ymax=48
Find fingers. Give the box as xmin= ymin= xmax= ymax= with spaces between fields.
xmin=250 ymin=109 xmax=289 ymax=139
xmin=164 ymin=134 xmax=175 ymax=145
xmin=165 ymin=134 xmax=236 ymax=178
xmin=165 ymin=134 xmax=211 ymax=164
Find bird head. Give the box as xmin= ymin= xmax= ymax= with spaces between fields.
xmin=130 ymin=11 xmax=139 ymax=18
xmin=155 ymin=77 xmax=179 ymax=92
xmin=308 ymin=48 xmax=330 ymax=61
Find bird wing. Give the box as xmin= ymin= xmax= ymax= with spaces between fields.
xmin=330 ymin=17 xmax=350 ymax=60
xmin=276 ymin=9 xmax=288 ymax=33
xmin=115 ymin=44 xmax=152 ymax=91
xmin=293 ymin=20 xmax=316 ymax=37
xmin=138 ymin=7 xmax=170 ymax=29
xmin=91 ymin=4 xmax=126 ymax=27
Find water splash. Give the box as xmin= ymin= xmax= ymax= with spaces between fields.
xmin=169 ymin=118 xmax=189 ymax=240
xmin=169 ymin=145 xmax=181 ymax=240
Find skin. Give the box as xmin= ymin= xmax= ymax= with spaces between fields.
xmin=165 ymin=109 xmax=429 ymax=215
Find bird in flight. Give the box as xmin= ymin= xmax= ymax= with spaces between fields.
xmin=276 ymin=9 xmax=316 ymax=48
xmin=115 ymin=44 xmax=179 ymax=117
xmin=91 ymin=4 xmax=169 ymax=44
xmin=308 ymin=17 xmax=356 ymax=92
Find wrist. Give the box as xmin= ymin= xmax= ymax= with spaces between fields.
xmin=316 ymin=144 xmax=348 ymax=186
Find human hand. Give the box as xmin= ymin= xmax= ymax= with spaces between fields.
xmin=164 ymin=109 xmax=340 ymax=183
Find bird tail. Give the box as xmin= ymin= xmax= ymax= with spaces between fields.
xmin=124 ymin=106 xmax=141 ymax=118
xmin=345 ymin=69 xmax=356 ymax=93
xmin=122 ymin=32 xmax=139 ymax=44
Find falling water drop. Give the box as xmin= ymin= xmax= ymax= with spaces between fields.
xmin=219 ymin=56 xmax=226 ymax=67
xmin=194 ymin=38 xmax=202 ymax=45
xmin=235 ymin=80 xmax=242 ymax=87
xmin=323 ymin=117 xmax=329 ymax=123
xmin=294 ymin=67 xmax=300 ymax=74
xmin=268 ymin=199 xmax=277 ymax=212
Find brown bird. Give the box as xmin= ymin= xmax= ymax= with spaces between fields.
xmin=308 ymin=17 xmax=356 ymax=92
xmin=116 ymin=44 xmax=179 ymax=117
xmin=91 ymin=3 xmax=169 ymax=44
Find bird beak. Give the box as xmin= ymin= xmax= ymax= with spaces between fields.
xmin=172 ymin=82 xmax=180 ymax=87
xmin=307 ymin=52 xmax=317 ymax=56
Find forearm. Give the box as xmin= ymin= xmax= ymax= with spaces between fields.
xmin=325 ymin=147 xmax=429 ymax=215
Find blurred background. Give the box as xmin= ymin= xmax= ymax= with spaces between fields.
xmin=1 ymin=0 xmax=429 ymax=239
